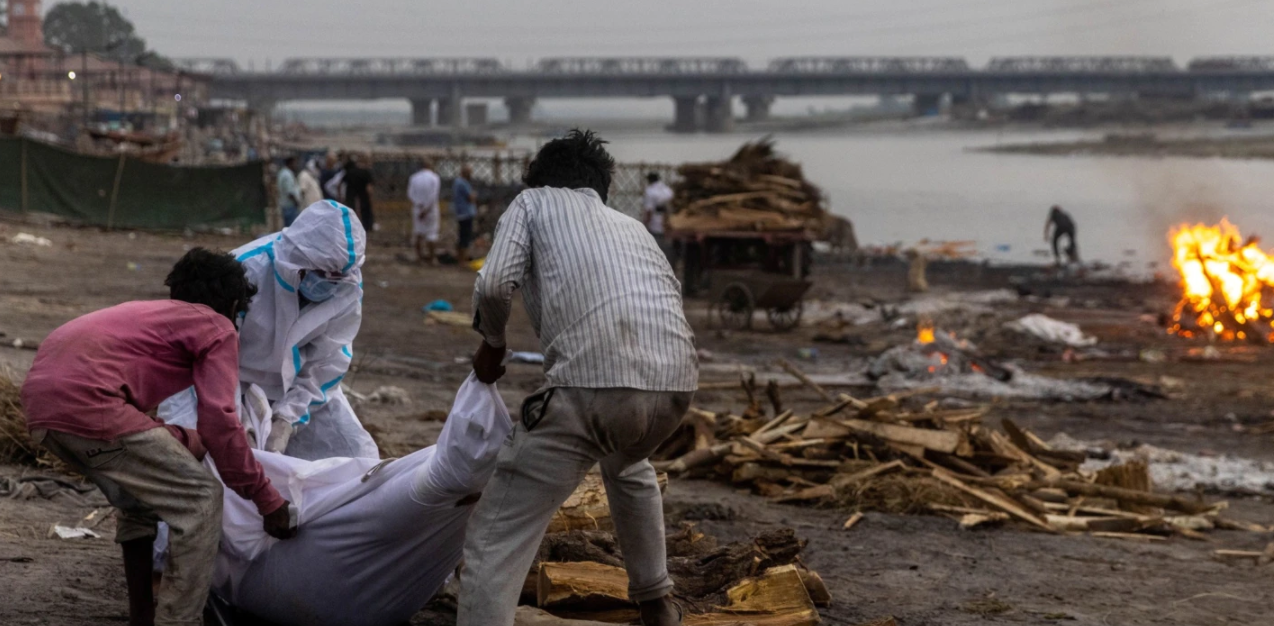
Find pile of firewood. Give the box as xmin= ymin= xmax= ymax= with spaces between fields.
xmin=652 ymin=360 xmax=1268 ymax=540
xmin=669 ymin=138 xmax=826 ymax=234
xmin=468 ymin=474 xmax=831 ymax=626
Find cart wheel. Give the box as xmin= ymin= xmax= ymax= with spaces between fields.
xmin=768 ymin=301 xmax=804 ymax=332
xmin=717 ymin=283 xmax=755 ymax=330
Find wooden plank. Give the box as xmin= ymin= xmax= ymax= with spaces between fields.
xmin=931 ymin=468 xmax=1056 ymax=532
xmin=1036 ymin=479 xmax=1213 ymax=514
xmin=1090 ymin=532 xmax=1167 ymax=542
xmin=776 ymin=358 xmax=835 ymax=403
xmin=840 ymin=419 xmax=962 ymax=454
xmin=842 ymin=512 xmax=865 ymax=530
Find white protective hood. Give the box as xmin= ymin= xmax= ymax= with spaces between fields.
xmin=233 ymin=200 xmax=366 ymax=431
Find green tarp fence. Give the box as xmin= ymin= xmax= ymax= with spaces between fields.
xmin=0 ymin=136 xmax=266 ymax=230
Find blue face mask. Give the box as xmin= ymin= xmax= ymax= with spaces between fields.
xmin=299 ymin=272 xmax=339 ymax=303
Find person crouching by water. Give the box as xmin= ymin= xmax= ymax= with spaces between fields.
xmin=1045 ymin=205 xmax=1079 ymax=266
xmin=20 ymin=248 xmax=296 ymax=626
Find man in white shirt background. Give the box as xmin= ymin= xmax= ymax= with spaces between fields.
xmin=642 ymin=172 xmax=675 ymax=263
xmin=407 ymin=159 xmax=442 ymax=265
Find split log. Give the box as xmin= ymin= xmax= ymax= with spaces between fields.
xmin=546 ymin=472 xmax=668 ymax=533
xmin=1094 ymin=460 xmax=1151 ymax=492
xmin=537 ymin=561 xmax=631 ymax=611
xmin=668 ymin=528 xmax=805 ymax=601
xmin=683 ymin=565 xmax=820 ymax=626
xmin=959 ymin=512 xmax=1009 ymax=529
xmin=1033 ymin=479 xmax=1212 ymax=515
xmin=931 ymin=468 xmax=1055 ymax=532
xmin=659 ymin=421 xmax=808 ymax=474
xmin=798 ymin=568 xmax=832 ymax=608
xmin=1044 ymin=515 xmax=1144 ymax=533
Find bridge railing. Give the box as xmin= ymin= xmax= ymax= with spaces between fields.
xmin=767 ymin=57 xmax=970 ymax=73
xmin=986 ymin=56 xmax=1179 ymax=73
xmin=536 ymin=57 xmax=748 ymax=74
xmin=172 ymin=58 xmax=241 ymax=75
xmin=1188 ymin=57 xmax=1274 ymax=72
xmin=274 ymin=57 xmax=506 ymax=76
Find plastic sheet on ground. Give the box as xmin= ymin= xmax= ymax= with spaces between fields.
xmin=1005 ymin=313 xmax=1097 ymax=347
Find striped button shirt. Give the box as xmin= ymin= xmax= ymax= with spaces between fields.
xmin=473 ymin=187 xmax=698 ymax=392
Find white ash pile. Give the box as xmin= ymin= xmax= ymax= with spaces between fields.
xmin=868 ymin=323 xmax=1110 ymax=401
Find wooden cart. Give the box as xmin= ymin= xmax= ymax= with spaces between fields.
xmin=668 ymin=229 xmax=814 ymax=332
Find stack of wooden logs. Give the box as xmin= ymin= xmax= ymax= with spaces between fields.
xmin=669 ymin=138 xmax=827 ymax=234
xmin=525 ymin=476 xmax=829 ymax=625
xmin=650 ymin=360 xmax=1267 ymax=540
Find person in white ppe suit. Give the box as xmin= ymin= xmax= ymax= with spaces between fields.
xmin=161 ymin=200 xmax=378 ymax=461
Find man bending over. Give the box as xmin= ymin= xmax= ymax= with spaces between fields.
xmin=21 ymin=248 xmax=296 ymax=626
xmin=463 ymin=130 xmax=698 ymax=626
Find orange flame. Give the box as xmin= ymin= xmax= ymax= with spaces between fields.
xmin=1169 ymin=219 xmax=1274 ymax=343
xmin=917 ymin=320 xmax=936 ymax=344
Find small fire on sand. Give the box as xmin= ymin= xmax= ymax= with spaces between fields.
xmin=1168 ymin=219 xmax=1274 ymax=343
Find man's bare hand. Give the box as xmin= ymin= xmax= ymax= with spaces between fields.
xmin=472 ymin=341 xmax=506 ymax=384
xmin=262 ymin=501 xmax=297 ymax=540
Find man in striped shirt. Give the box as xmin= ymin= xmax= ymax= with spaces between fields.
xmin=461 ymin=130 xmax=697 ymax=626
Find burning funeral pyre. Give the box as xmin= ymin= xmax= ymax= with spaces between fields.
xmin=1168 ymin=219 xmax=1274 ymax=343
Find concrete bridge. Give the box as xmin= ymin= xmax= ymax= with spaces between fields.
xmin=176 ymin=56 xmax=1274 ymax=132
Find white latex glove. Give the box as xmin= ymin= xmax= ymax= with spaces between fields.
xmin=264 ymin=417 xmax=296 ymax=453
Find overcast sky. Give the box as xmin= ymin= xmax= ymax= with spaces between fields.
xmin=100 ymin=0 xmax=1274 ymax=68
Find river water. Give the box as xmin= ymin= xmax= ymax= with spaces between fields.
xmin=595 ymin=128 xmax=1274 ymax=272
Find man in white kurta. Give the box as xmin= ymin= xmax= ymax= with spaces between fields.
xmin=407 ymin=161 xmax=442 ymax=264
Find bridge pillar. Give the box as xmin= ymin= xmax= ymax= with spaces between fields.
xmin=465 ymin=102 xmax=489 ymax=127
xmin=742 ymin=95 xmax=774 ymax=122
xmin=437 ymin=98 xmax=460 ymax=128
xmin=704 ymin=96 xmax=734 ymax=133
xmin=672 ymin=96 xmax=700 ymax=133
xmin=410 ymin=99 xmax=434 ymax=126
xmin=912 ymin=93 xmax=943 ymax=117
xmin=505 ymin=97 xmax=535 ymax=125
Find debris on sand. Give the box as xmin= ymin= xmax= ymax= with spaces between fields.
xmin=9 ymin=233 xmax=52 ymax=247
xmin=653 ymin=361 xmax=1263 ymax=540
xmin=1005 ymin=313 xmax=1097 ymax=347
xmin=0 ymin=373 xmax=56 ymax=468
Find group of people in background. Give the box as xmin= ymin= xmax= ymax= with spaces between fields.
xmin=276 ymin=152 xmax=376 ymax=230
xmin=279 ymin=152 xmax=478 ymax=266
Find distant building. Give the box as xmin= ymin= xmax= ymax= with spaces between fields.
xmin=0 ymin=0 xmax=205 ymax=119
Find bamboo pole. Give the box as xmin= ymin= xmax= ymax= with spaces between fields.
xmin=106 ymin=153 xmax=127 ymax=230
xmin=20 ymin=138 xmax=28 ymax=213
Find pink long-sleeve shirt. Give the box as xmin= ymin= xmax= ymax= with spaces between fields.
xmin=22 ymin=300 xmax=285 ymax=515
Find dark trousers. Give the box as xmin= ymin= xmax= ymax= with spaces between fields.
xmin=1052 ymin=228 xmax=1078 ymax=263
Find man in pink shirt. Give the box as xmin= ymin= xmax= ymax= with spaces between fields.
xmin=21 ymin=248 xmax=296 ymax=626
